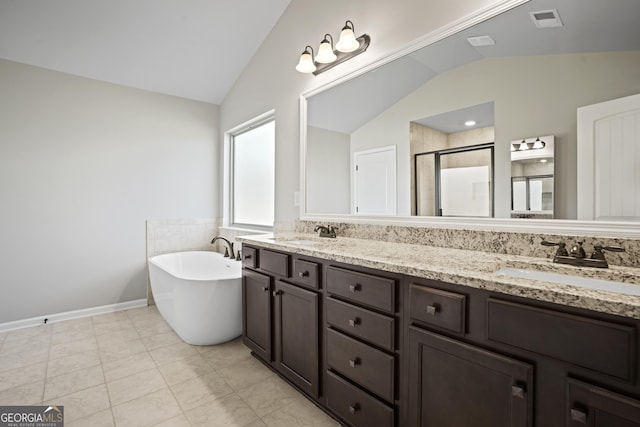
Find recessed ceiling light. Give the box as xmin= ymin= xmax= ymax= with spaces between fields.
xmin=466 ymin=35 xmax=495 ymax=47
xmin=464 ymin=120 xmax=476 ymax=126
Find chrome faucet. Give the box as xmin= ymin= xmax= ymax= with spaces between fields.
xmin=314 ymin=224 xmax=337 ymax=238
xmin=211 ymin=236 xmax=235 ymax=258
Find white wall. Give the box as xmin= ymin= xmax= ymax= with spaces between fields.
xmin=0 ymin=59 xmax=218 ymax=324
xmin=219 ymin=0 xmax=504 ymax=225
xmin=306 ymin=126 xmax=350 ymax=214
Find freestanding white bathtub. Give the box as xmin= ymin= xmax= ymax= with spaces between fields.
xmin=148 ymin=251 xmax=242 ymax=346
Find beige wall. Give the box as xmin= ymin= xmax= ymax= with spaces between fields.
xmin=0 ymin=59 xmax=219 ymax=323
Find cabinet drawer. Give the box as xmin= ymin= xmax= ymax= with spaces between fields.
xmin=327 ymin=328 xmax=395 ymax=402
xmin=260 ymin=249 xmax=289 ymax=277
xmin=292 ymin=258 xmax=320 ymax=289
xmin=242 ymin=246 xmax=257 ymax=269
xmin=326 ymin=297 xmax=395 ymax=351
xmin=326 ymin=371 xmax=394 ymax=427
xmin=567 ymin=378 xmax=640 ymax=426
xmin=326 ymin=266 xmax=395 ymax=313
xmin=410 ymin=284 xmax=466 ymax=334
xmin=488 ymin=299 xmax=636 ymax=382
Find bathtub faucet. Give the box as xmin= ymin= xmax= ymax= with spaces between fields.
xmin=211 ymin=236 xmax=234 ymax=258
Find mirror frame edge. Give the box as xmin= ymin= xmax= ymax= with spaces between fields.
xmin=298 ymin=0 xmax=640 ymax=239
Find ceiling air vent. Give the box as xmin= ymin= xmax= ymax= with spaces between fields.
xmin=529 ymin=9 xmax=563 ymax=28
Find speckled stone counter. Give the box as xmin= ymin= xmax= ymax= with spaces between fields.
xmin=237 ymin=233 xmax=640 ymax=320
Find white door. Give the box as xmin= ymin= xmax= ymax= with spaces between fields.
xmin=577 ymin=93 xmax=640 ymax=220
xmin=353 ymin=146 xmax=396 ymax=215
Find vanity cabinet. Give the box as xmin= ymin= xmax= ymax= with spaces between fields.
xmin=405 ymin=277 xmax=640 ymax=427
xmin=241 ymin=246 xmax=321 ymax=398
xmin=242 ymin=269 xmax=272 ymax=362
xmin=567 ymin=378 xmax=640 ymax=426
xmin=273 ymin=280 xmax=319 ymax=397
xmin=242 ymin=243 xmax=640 ymax=427
xmin=324 ymin=265 xmax=400 ymax=427
xmin=408 ymin=327 xmax=533 ymax=426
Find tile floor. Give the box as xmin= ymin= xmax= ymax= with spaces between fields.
xmin=0 ymin=306 xmax=340 ymax=427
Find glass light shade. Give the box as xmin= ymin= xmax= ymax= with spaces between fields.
xmin=532 ymin=138 xmax=546 ymax=149
xmin=296 ymin=51 xmax=316 ymax=73
xmin=316 ymin=40 xmax=337 ymax=63
xmin=336 ymin=26 xmax=359 ymax=52
xmin=519 ymin=140 xmax=529 ymax=150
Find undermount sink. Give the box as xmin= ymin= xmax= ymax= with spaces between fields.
xmin=495 ymin=267 xmax=640 ymax=296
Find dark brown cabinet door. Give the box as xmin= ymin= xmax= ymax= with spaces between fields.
xmin=274 ymin=280 xmax=319 ymax=397
xmin=568 ymin=378 xmax=640 ymax=427
xmin=242 ymin=269 xmax=272 ymax=362
xmin=408 ymin=327 xmax=533 ymax=427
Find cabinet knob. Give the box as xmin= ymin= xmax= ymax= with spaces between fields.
xmin=570 ymin=408 xmax=588 ymax=424
xmin=272 ymin=290 xmax=282 ymax=297
xmin=262 ymin=286 xmax=269 ymax=292
xmin=298 ymin=271 xmax=309 ymax=278
xmin=348 ymin=317 xmax=360 ymax=327
xmin=349 ymin=403 xmax=360 ymax=414
xmin=348 ymin=357 xmax=360 ymax=368
xmin=511 ymin=385 xmax=525 ymax=399
xmin=349 ymin=284 xmax=361 ymax=293
xmin=426 ymin=304 xmax=439 ymax=315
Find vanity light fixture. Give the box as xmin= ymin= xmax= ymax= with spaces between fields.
xmin=295 ymin=20 xmax=371 ymax=76
xmin=512 ymin=137 xmax=547 ymax=151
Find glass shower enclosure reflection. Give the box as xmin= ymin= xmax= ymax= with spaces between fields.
xmin=414 ymin=143 xmax=494 ymax=217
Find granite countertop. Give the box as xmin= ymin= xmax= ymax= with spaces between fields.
xmin=237 ymin=233 xmax=640 ymax=320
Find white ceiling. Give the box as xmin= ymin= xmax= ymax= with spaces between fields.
xmin=0 ymin=0 xmax=291 ymax=104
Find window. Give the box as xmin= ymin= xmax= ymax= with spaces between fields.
xmin=226 ymin=113 xmax=275 ymax=229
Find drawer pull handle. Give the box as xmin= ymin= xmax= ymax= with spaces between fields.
xmin=570 ymin=408 xmax=588 ymax=424
xmin=298 ymin=271 xmax=309 ymax=278
xmin=511 ymin=385 xmax=525 ymax=399
xmin=349 ymin=403 xmax=360 ymax=414
xmin=348 ymin=357 xmax=360 ymax=368
xmin=244 ymin=254 xmax=252 ymax=259
xmin=349 ymin=284 xmax=361 ymax=293
xmin=426 ymin=304 xmax=439 ymax=315
xmin=348 ymin=317 xmax=360 ymax=327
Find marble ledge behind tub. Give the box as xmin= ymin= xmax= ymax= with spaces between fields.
xmin=295 ymin=220 xmax=640 ymax=268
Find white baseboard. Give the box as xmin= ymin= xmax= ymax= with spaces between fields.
xmin=0 ymin=299 xmax=148 ymax=333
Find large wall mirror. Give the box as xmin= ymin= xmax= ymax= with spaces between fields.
xmin=301 ymin=0 xmax=640 ymax=233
